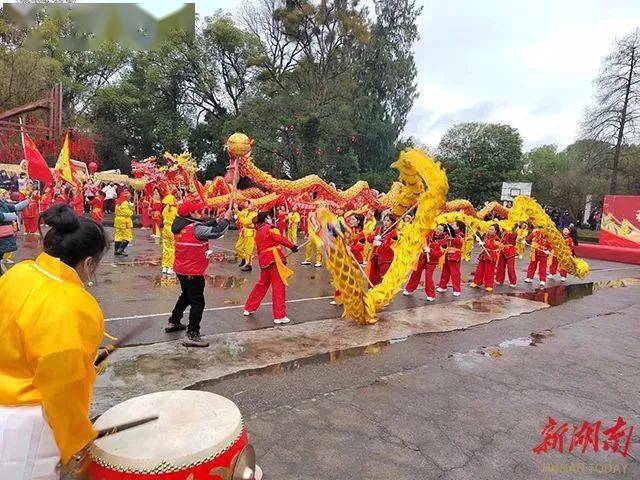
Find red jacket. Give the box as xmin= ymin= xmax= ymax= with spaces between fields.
xmin=527 ymin=230 xmax=552 ymax=259
xmin=349 ymin=229 xmax=366 ymax=263
xmin=444 ymin=231 xmax=464 ymax=262
xmin=276 ymin=212 xmax=288 ymax=235
xmin=500 ymin=231 xmax=517 ymax=258
xmin=173 ymin=223 xmax=209 ymax=275
xmin=563 ymin=235 xmax=575 ymax=254
xmin=478 ymin=233 xmax=501 ymax=262
xmin=421 ymin=231 xmax=447 ymax=265
xmin=368 ymin=227 xmax=396 ymax=265
xmin=256 ymin=223 xmax=295 ymax=268
xmin=22 ymin=198 xmax=39 ymax=219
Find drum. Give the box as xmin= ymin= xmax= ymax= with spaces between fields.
xmin=86 ymin=390 xmax=262 ymax=479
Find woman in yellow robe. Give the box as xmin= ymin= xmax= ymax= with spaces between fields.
xmin=161 ymin=194 xmax=178 ymax=274
xmin=113 ymin=190 xmax=133 ymax=256
xmin=235 ymin=204 xmax=258 ymax=271
xmin=0 ymin=204 xmax=108 ymax=478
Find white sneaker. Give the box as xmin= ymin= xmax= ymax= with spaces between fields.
xmin=436 ymin=287 xmax=447 ymax=293
xmin=539 ymin=281 xmax=546 ymax=287
xmin=329 ymin=300 xmax=338 ymax=305
xmin=300 ymin=260 xmax=311 ymax=265
xmin=560 ymin=277 xmax=566 ymax=282
xmin=274 ymin=316 xmax=290 ymax=324
xmin=403 ymin=289 xmax=413 ymax=296
xmin=524 ymin=278 xmax=533 ymax=283
xmin=548 ymin=274 xmax=556 ymax=279
xmin=167 ymin=268 xmax=174 ymax=275
xmin=162 ymin=267 xmax=168 ymax=274
xmin=314 ymin=262 xmax=322 ymax=268
xmin=243 ymin=310 xmax=253 ymax=316
xmin=509 ymin=284 xmax=517 ymax=288
xmin=426 ymin=296 xmax=435 ymax=302
xmin=453 ymin=291 xmax=461 ymax=297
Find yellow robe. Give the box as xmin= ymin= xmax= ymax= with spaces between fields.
xmin=114 ymin=200 xmax=133 ymax=242
xmin=287 ymin=211 xmax=301 ymax=244
xmin=235 ymin=210 xmax=257 ymax=264
xmin=0 ymin=253 xmax=104 ymax=464
xmin=161 ymin=205 xmax=178 ymax=268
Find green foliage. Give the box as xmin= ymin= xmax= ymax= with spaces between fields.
xmin=437 ymin=122 xmax=523 ymax=205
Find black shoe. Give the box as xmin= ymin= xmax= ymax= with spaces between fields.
xmin=240 ymin=264 xmax=252 ymax=272
xmin=182 ymin=332 xmax=209 ymax=347
xmin=164 ymin=321 xmax=187 ymax=333
xmin=239 ymin=259 xmax=246 ymax=267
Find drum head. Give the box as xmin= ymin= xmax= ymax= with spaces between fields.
xmin=90 ymin=390 xmax=244 ymax=472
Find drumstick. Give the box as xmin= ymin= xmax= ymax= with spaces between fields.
xmin=95 ymin=415 xmax=159 ymax=438
xmin=94 ymin=318 xmax=154 ymax=366
xmin=380 ymin=202 xmax=418 ymax=237
xmin=474 ymin=232 xmax=492 ymax=257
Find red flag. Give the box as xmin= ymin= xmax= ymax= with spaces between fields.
xmin=22 ymin=130 xmax=54 ymax=186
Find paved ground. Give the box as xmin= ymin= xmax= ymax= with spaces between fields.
xmin=13 ymin=228 xmax=638 ymax=479
xmin=208 ymin=284 xmax=640 ymax=480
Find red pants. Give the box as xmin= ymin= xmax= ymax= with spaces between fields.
xmin=368 ymin=260 xmax=391 ymax=286
xmin=141 ymin=210 xmax=151 ymax=228
xmin=495 ymin=255 xmax=516 ymax=285
xmin=438 ymin=261 xmax=461 ymax=293
xmin=527 ymin=256 xmax=548 ymax=281
xmin=23 ymin=216 xmax=39 ymax=233
xmin=244 ymin=264 xmax=287 ymax=319
xmin=406 ymin=262 xmax=438 ymax=298
xmin=549 ymin=257 xmax=567 ymax=277
xmin=473 ymin=259 xmax=496 ymax=289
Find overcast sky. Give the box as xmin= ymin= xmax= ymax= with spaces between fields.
xmin=132 ymin=0 xmax=640 ymax=151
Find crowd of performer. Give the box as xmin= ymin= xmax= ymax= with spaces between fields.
xmin=1 ymin=177 xmax=579 ymax=343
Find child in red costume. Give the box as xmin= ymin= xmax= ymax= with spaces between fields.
xmin=40 ymin=187 xmax=53 ymax=213
xmin=549 ymin=227 xmax=575 ymax=282
xmin=525 ymin=229 xmax=553 ymax=286
xmin=276 ymin=206 xmax=288 ymax=235
xmin=90 ymin=192 xmax=105 ymax=223
xmin=21 ymin=190 xmax=40 ymax=234
xmin=243 ymin=212 xmax=298 ymax=324
xmin=438 ymin=221 xmax=465 ymax=296
xmin=140 ymin=194 xmax=151 ymax=229
xmin=495 ymin=225 xmax=518 ymax=287
xmin=470 ymin=224 xmax=502 ymax=292
xmin=404 ymin=224 xmax=448 ymax=301
xmin=150 ymin=189 xmax=163 ymax=237
xmin=367 ymin=213 xmax=397 ymax=286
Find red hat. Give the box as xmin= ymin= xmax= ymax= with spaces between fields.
xmin=178 ymin=201 xmax=205 ymax=217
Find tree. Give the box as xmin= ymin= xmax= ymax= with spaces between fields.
xmin=437 ymin=122 xmax=523 ymax=205
xmin=583 ymin=28 xmax=640 ymax=194
xmin=353 ymin=0 xmax=422 ymax=181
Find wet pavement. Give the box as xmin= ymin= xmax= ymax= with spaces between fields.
xmin=11 ymin=228 xmax=640 ymax=347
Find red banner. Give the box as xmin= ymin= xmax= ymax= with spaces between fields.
xmin=600 ymin=195 xmax=640 ymax=247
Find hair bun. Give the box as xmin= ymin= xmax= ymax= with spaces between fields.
xmin=42 ymin=204 xmax=80 ymax=233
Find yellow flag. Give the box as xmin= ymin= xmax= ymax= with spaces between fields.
xmin=55 ymin=133 xmax=74 ymax=184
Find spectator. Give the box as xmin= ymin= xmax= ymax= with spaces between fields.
xmin=17 ymin=173 xmax=28 ymax=192
xmin=102 ymin=182 xmax=117 ymax=213
xmin=569 ymin=223 xmax=579 ymax=246
xmin=593 ymin=210 xmax=601 ymax=231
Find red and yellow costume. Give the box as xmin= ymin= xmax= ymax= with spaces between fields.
xmin=72 ymin=189 xmax=84 ymax=216
xmin=549 ymin=234 xmax=575 ymax=279
xmin=471 ymin=232 xmax=501 ymax=291
xmin=114 ymin=192 xmax=134 ymax=243
xmin=367 ymin=227 xmax=397 ymax=286
xmin=40 ymin=189 xmax=53 ymax=212
xmin=90 ymin=196 xmax=105 ymax=223
xmin=276 ymin=210 xmax=288 ymax=235
xmin=496 ymin=229 xmax=518 ymax=285
xmin=526 ymin=230 xmax=552 ymax=282
xmin=150 ymin=199 xmax=163 ymax=236
xmin=405 ymin=230 xmax=447 ymax=298
xmin=244 ymin=223 xmax=295 ymax=319
xmin=304 ymin=212 xmax=323 ymax=265
xmin=21 ymin=193 xmax=40 ymax=234
xmin=438 ymin=229 xmax=464 ymax=294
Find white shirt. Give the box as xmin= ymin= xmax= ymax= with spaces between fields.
xmin=102 ymin=185 xmax=117 ymax=200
